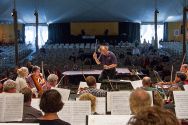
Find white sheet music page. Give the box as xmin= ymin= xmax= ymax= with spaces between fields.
xmin=31 ymin=98 xmax=40 ymax=111
xmin=88 ymin=115 xmax=133 ymax=125
xmin=0 ymin=123 xmax=39 ymax=125
xmin=107 ymin=92 xmax=111 ymax=112
xmin=0 ymin=94 xmax=5 ymax=122
xmin=173 ymin=91 xmax=188 ymax=119
xmin=95 ymin=97 xmax=106 ymax=115
xmin=3 ymin=93 xmax=24 ymax=122
xmin=58 ymin=101 xmax=91 ymax=125
xmin=79 ymin=82 xmax=101 ymax=89
xmin=76 ymin=97 xmax=106 ymax=115
xmin=131 ymin=80 xmax=143 ymax=89
xmin=109 ymin=91 xmax=131 ymax=115
xmin=183 ymin=85 xmax=188 ymax=91
xmin=51 ymin=87 xmax=71 ymax=101
xmin=146 ymin=91 xmax=153 ymax=106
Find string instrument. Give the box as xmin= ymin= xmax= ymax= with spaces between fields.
xmin=31 ymin=73 xmax=46 ymax=96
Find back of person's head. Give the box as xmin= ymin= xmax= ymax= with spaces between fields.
xmin=128 ymin=106 xmax=180 ymax=125
xmin=86 ymin=76 xmax=96 ymax=87
xmin=47 ymin=74 xmax=58 ymax=86
xmin=40 ymin=89 xmax=64 ymax=113
xmin=17 ymin=67 xmax=29 ymax=78
xmin=20 ymin=87 xmax=32 ymax=103
xmin=142 ymin=77 xmax=151 ymax=87
xmin=129 ymin=88 xmax=152 ymax=115
xmin=3 ymin=79 xmax=16 ymax=93
xmin=79 ymin=93 xmax=96 ymax=112
xmin=176 ymin=71 xmax=187 ymax=81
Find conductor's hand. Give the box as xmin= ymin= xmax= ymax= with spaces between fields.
xmin=93 ymin=52 xmax=97 ymax=59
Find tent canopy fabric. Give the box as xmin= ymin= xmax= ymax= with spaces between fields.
xmin=0 ymin=0 xmax=185 ymax=24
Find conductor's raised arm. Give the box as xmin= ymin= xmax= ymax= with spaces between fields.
xmin=93 ymin=52 xmax=101 ymax=65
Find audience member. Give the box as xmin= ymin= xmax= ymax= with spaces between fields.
xmin=16 ymin=67 xmax=29 ymax=92
xmin=3 ymin=79 xmax=16 ymax=93
xmin=38 ymin=89 xmax=70 ymax=125
xmin=129 ymin=88 xmax=152 ymax=115
xmin=20 ymin=87 xmax=42 ymax=123
xmin=127 ymin=106 xmax=180 ymax=125
xmin=79 ymin=76 xmax=107 ymax=97
xmin=79 ymin=93 xmax=97 ymax=114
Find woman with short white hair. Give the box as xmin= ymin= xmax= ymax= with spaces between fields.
xmin=16 ymin=67 xmax=29 ymax=92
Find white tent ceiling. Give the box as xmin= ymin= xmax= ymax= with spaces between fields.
xmin=0 ymin=0 xmax=185 ymax=24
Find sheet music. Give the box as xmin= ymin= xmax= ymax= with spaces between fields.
xmin=108 ymin=91 xmax=131 ymax=115
xmin=0 ymin=94 xmax=5 ymax=122
xmin=0 ymin=123 xmax=39 ymax=125
xmin=131 ymin=80 xmax=143 ymax=89
xmin=76 ymin=97 xmax=106 ymax=115
xmin=31 ymin=98 xmax=40 ymax=111
xmin=0 ymin=93 xmax=24 ymax=122
xmin=51 ymin=87 xmax=71 ymax=101
xmin=106 ymin=92 xmax=111 ymax=112
xmin=58 ymin=101 xmax=91 ymax=125
xmin=79 ymin=82 xmax=101 ymax=89
xmin=173 ymin=91 xmax=188 ymax=119
xmin=183 ymin=85 xmax=188 ymax=91
xmin=88 ymin=115 xmax=133 ymax=125
xmin=146 ymin=91 xmax=153 ymax=106
xmin=107 ymin=91 xmax=152 ymax=114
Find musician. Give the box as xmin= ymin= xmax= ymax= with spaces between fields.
xmin=93 ymin=43 xmax=117 ymax=81
xmin=158 ymin=71 xmax=186 ymax=91
xmin=42 ymin=74 xmax=58 ymax=91
xmin=79 ymin=76 xmax=107 ymax=97
xmin=141 ymin=77 xmax=163 ymax=107
xmin=20 ymin=87 xmax=42 ymax=123
xmin=27 ymin=66 xmax=45 ymax=96
xmin=174 ymin=71 xmax=186 ymax=90
xmin=180 ymin=64 xmax=188 ymax=84
xmin=3 ymin=79 xmax=17 ymax=93
xmin=129 ymin=88 xmax=152 ymax=115
xmin=180 ymin=64 xmax=188 ymax=73
xmin=16 ymin=67 xmax=29 ymax=92
xmin=128 ymin=106 xmax=180 ymax=125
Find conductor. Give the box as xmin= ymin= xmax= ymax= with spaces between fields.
xmin=93 ymin=43 xmax=117 ymax=81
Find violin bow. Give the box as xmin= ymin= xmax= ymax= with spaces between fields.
xmin=170 ymin=65 xmax=174 ymax=83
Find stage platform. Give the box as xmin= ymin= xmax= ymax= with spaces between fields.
xmin=62 ymin=68 xmax=131 ymax=76
xmin=61 ymin=68 xmax=145 ymax=89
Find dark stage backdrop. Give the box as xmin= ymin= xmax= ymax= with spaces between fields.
xmin=48 ymin=23 xmax=70 ymax=43
xmin=119 ymin=22 xmax=140 ymax=43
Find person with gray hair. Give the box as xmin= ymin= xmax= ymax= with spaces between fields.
xmin=142 ymin=76 xmax=164 ymax=108
xmin=142 ymin=77 xmax=152 ymax=88
xmin=129 ymin=88 xmax=152 ymax=115
xmin=93 ymin=43 xmax=117 ymax=81
xmin=3 ymin=79 xmax=17 ymax=93
xmin=42 ymin=74 xmax=59 ymax=91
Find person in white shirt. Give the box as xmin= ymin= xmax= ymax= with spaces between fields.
xmin=16 ymin=67 xmax=29 ymax=92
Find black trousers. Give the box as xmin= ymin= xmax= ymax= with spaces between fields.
xmin=98 ymin=68 xmax=116 ymax=81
